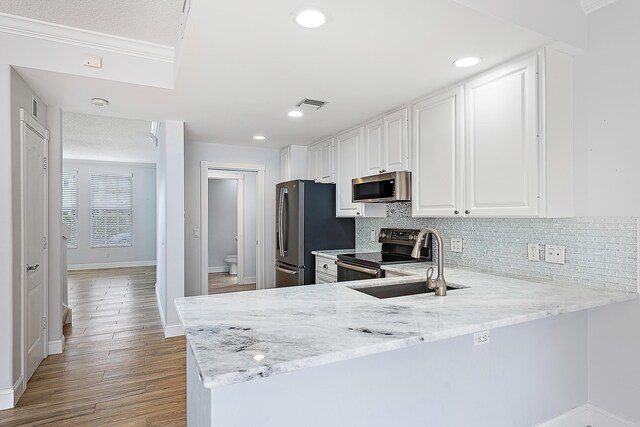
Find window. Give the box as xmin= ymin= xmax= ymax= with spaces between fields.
xmin=90 ymin=174 xmax=132 ymax=248
xmin=62 ymin=171 xmax=78 ymax=249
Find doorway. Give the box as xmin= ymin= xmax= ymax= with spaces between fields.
xmin=20 ymin=109 xmax=49 ymax=384
xmin=201 ymin=162 xmax=265 ymax=294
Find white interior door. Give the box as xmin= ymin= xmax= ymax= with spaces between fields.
xmin=21 ymin=110 xmax=48 ymax=382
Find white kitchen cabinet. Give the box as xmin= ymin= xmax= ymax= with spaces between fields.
xmin=335 ymin=126 xmax=386 ymax=218
xmin=464 ymin=55 xmax=539 ymax=217
xmin=362 ymin=108 xmax=409 ymax=176
xmin=307 ymin=137 xmax=334 ymax=183
xmin=412 ymin=48 xmax=573 ymax=218
xmin=412 ymin=86 xmax=464 ymax=217
xmin=315 ymin=255 xmax=337 ymax=283
xmin=383 ymin=107 xmax=409 ymax=172
xmin=280 ymin=145 xmax=308 ymax=183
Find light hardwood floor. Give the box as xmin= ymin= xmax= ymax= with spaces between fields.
xmin=208 ymin=272 xmax=256 ymax=295
xmin=0 ymin=266 xmax=186 ymax=426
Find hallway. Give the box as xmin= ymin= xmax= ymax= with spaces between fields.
xmin=0 ymin=267 xmax=186 ymax=426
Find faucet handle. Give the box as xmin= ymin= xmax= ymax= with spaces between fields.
xmin=426 ymin=267 xmax=434 ymax=281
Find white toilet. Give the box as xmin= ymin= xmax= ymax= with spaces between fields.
xmin=224 ymin=254 xmax=238 ymax=275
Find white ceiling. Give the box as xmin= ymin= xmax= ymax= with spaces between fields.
xmin=0 ymin=0 xmax=183 ymax=46
xmin=16 ymin=0 xmax=552 ymax=148
xmin=63 ymin=112 xmax=156 ymax=163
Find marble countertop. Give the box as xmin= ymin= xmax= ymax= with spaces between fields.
xmin=310 ymin=249 xmax=355 ymax=260
xmin=175 ymin=264 xmax=637 ymax=390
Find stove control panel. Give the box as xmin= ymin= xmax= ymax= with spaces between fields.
xmin=379 ymin=228 xmax=422 ymax=245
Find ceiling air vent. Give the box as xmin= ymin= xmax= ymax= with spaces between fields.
xmin=296 ymin=98 xmax=328 ymax=110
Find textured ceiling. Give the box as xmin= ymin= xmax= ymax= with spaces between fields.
xmin=0 ymin=0 xmax=183 ymax=46
xmin=63 ymin=112 xmax=156 ymax=163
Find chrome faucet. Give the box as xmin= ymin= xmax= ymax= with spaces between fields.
xmin=411 ymin=228 xmax=447 ymax=296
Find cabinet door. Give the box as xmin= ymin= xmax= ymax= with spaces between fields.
xmin=412 ymin=87 xmax=464 ymax=217
xmin=308 ymin=145 xmax=319 ymax=181
xmin=335 ymin=127 xmax=363 ymax=217
xmin=362 ymin=118 xmax=384 ymax=176
xmin=465 ymin=56 xmax=539 ymax=217
xmin=318 ymin=138 xmax=334 ymax=183
xmin=383 ymin=107 xmax=409 ymax=172
xmin=280 ymin=147 xmax=290 ymax=182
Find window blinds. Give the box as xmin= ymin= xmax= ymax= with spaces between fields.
xmin=90 ymin=173 xmax=132 ymax=248
xmin=62 ymin=171 xmax=78 ymax=249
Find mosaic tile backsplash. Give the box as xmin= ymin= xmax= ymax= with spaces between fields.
xmin=356 ymin=203 xmax=638 ymax=292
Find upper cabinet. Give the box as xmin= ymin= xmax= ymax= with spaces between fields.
xmin=280 ymin=145 xmax=308 ymax=183
xmin=412 ymin=86 xmax=464 ymax=217
xmin=464 ymin=55 xmax=539 ymax=217
xmin=412 ymin=48 xmax=574 ymax=218
xmin=307 ymin=137 xmax=334 ymax=183
xmin=362 ymin=108 xmax=409 ymax=176
xmin=335 ymin=127 xmax=386 ymax=218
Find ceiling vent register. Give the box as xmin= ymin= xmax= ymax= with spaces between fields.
xmin=296 ymin=98 xmax=328 ymax=110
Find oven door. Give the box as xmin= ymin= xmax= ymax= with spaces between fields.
xmin=336 ymin=260 xmax=381 ymax=282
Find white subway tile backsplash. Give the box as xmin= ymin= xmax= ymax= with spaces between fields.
xmin=356 ymin=203 xmax=638 ymax=292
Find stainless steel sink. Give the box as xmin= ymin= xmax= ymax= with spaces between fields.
xmin=350 ymin=281 xmax=463 ymax=299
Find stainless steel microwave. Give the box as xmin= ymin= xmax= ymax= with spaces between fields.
xmin=352 ymin=171 xmax=411 ymax=203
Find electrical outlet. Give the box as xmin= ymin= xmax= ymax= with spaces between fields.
xmin=474 ymin=330 xmax=490 ymax=346
xmin=193 ymin=227 xmax=200 ymax=239
xmin=527 ymin=243 xmax=540 ymax=261
xmin=545 ymin=245 xmax=566 ymax=265
xmin=83 ymin=54 xmax=102 ymax=68
xmin=370 ymin=230 xmax=377 ymax=242
xmin=105 ymin=252 xmax=110 ymax=259
xmin=450 ymin=238 xmax=463 ymax=253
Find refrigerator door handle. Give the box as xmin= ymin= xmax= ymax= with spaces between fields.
xmin=275 ymin=265 xmax=298 ymax=275
xmin=278 ymin=187 xmax=288 ymax=257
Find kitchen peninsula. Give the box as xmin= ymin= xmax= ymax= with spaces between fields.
xmin=175 ymin=264 xmax=636 ymax=427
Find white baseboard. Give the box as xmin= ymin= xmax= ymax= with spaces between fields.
xmin=164 ymin=324 xmax=185 ymax=338
xmin=155 ymin=283 xmax=167 ymax=329
xmin=241 ymin=276 xmax=256 ymax=284
xmin=536 ymin=404 xmax=639 ymax=427
xmin=208 ymin=266 xmax=230 ymax=273
xmin=0 ymin=376 xmax=24 ymax=410
xmin=68 ymin=260 xmax=157 ymax=271
xmin=48 ymin=335 xmax=65 ymax=355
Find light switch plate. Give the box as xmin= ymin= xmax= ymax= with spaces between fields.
xmin=370 ymin=230 xmax=377 ymax=242
xmin=527 ymin=243 xmax=540 ymax=261
xmin=545 ymin=245 xmax=565 ymax=265
xmin=450 ymin=238 xmax=463 ymax=253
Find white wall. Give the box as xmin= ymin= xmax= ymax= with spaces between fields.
xmin=185 ymin=142 xmax=280 ymax=297
xmin=63 ymin=160 xmax=157 ymax=268
xmin=572 ymin=1 xmax=640 ymax=422
xmin=155 ymin=121 xmax=184 ymax=336
xmin=208 ymin=179 xmax=238 ymax=270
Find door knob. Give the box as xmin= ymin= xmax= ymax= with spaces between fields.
xmin=26 ymin=264 xmax=39 ymax=272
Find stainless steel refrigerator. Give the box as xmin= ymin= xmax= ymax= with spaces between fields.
xmin=275 ymin=180 xmax=355 ymax=287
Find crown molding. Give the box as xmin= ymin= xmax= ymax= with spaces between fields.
xmin=580 ymin=0 xmax=618 ymax=14
xmin=0 ymin=12 xmax=174 ymax=63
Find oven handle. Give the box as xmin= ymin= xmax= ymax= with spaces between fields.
xmin=275 ymin=265 xmax=298 ymax=275
xmin=335 ymin=260 xmax=379 ymax=276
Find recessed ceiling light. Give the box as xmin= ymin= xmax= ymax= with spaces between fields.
xmin=253 ymin=354 xmax=265 ymax=361
xmin=253 ymin=135 xmax=266 ymax=141
xmin=91 ymin=97 xmax=109 ymax=107
xmin=295 ymin=10 xmax=326 ymax=28
xmin=288 ymin=110 xmax=304 ymax=118
xmin=453 ymin=56 xmax=481 ymax=68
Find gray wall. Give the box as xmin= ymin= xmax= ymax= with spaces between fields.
xmin=573 ymin=1 xmax=640 ymax=422
xmin=208 ymin=179 xmax=238 ymax=270
xmin=184 ymin=142 xmax=280 ymax=296
xmin=63 ymin=160 xmax=157 ymax=267
xmin=10 ymin=68 xmax=48 ymax=385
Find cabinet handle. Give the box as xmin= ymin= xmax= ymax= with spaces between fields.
xmin=454 ymin=210 xmax=459 ymax=215
xmin=356 ymin=212 xmax=361 ymax=216
xmin=465 ymin=210 xmax=470 ymax=215
xmin=323 ymin=264 xmax=328 ymax=269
